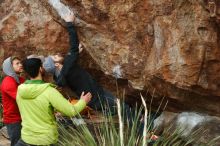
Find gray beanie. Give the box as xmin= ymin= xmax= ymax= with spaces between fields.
xmin=2 ymin=57 xmax=20 ymax=84
xmin=43 ymin=56 xmax=56 ymax=74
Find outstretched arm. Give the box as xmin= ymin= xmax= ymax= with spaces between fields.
xmin=65 ymin=13 xmax=79 ymax=54
xmin=63 ymin=22 xmax=79 ymax=68
xmin=56 ymin=13 xmax=79 ymax=86
xmin=49 ymin=87 xmax=92 ymax=117
xmin=62 ymin=13 xmax=79 ymax=75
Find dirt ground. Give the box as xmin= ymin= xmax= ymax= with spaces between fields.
xmin=0 ymin=134 xmax=10 ymax=146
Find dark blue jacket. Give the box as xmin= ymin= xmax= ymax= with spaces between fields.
xmin=55 ymin=22 xmax=104 ymax=109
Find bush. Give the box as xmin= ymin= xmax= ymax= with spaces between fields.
xmin=57 ymin=95 xmax=220 ymax=146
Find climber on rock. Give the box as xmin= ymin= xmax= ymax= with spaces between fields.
xmin=28 ymin=12 xmax=134 ymax=121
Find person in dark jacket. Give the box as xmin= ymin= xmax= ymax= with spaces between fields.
xmin=42 ymin=13 xmax=132 ymax=118
xmin=0 ymin=56 xmax=25 ymax=146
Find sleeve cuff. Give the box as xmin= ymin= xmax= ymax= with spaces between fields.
xmin=76 ymin=99 xmax=87 ymax=110
xmin=66 ymin=22 xmax=74 ymax=28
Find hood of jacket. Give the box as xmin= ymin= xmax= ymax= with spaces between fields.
xmin=2 ymin=57 xmax=20 ymax=84
xmin=18 ymin=80 xmax=54 ymax=99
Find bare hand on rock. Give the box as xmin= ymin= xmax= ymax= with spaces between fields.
xmin=63 ymin=12 xmax=75 ymax=22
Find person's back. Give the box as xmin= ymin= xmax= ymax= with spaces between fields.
xmin=16 ymin=58 xmax=91 ymax=146
xmin=17 ymin=81 xmax=84 ymax=145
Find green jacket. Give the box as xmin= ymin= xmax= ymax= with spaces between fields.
xmin=16 ymin=80 xmax=86 ymax=145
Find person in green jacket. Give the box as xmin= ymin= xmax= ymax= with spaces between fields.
xmin=15 ymin=58 xmax=92 ymax=146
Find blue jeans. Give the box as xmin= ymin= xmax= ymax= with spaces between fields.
xmin=15 ymin=139 xmax=32 ymax=146
xmin=5 ymin=122 xmax=21 ymax=146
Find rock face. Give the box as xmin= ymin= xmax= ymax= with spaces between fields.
xmin=0 ymin=0 xmax=69 ymax=60
xmin=154 ymin=111 xmax=220 ymax=145
xmin=0 ymin=0 xmax=220 ymax=116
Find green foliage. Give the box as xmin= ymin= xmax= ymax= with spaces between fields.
xmin=57 ymin=105 xmax=144 ymax=146
xmin=57 ymin=97 xmax=220 ymax=146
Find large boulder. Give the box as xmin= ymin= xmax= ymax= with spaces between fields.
xmin=0 ymin=0 xmax=220 ymax=116
xmin=154 ymin=111 xmax=220 ymax=145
